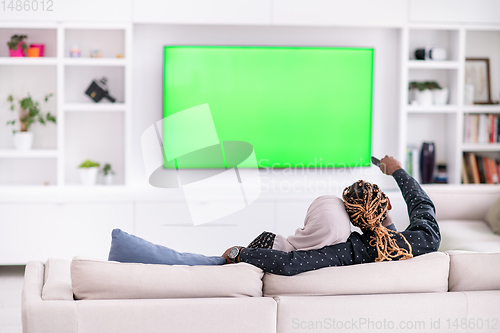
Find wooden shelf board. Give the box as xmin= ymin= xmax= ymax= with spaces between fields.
xmin=462 ymin=144 xmax=500 ymax=152
xmin=407 ymin=60 xmax=459 ymax=69
xmin=64 ymin=103 xmax=126 ymax=112
xmin=63 ymin=58 xmax=126 ymax=66
xmin=0 ymin=57 xmax=58 ymax=66
xmin=0 ymin=149 xmax=58 ymax=158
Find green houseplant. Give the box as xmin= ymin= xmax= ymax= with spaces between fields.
xmin=101 ymin=163 xmax=115 ymax=185
xmin=78 ymin=159 xmax=100 ymax=186
xmin=6 ymin=93 xmax=56 ymax=150
xmin=7 ymin=34 xmax=28 ymax=57
xmin=408 ymin=81 xmax=444 ymax=106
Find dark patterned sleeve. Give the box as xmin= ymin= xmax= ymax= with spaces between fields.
xmin=392 ymin=169 xmax=441 ymax=255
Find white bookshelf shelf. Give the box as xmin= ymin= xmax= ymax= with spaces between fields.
xmin=0 ymin=149 xmax=58 ymax=158
xmin=0 ymin=57 xmax=58 ymax=66
xmin=64 ymin=103 xmax=127 ymax=112
xmin=406 ymin=105 xmax=458 ymax=113
xmin=407 ymin=60 xmax=459 ymax=69
xmin=63 ymin=58 xmax=126 ymax=66
xmin=462 ymin=144 xmax=500 ymax=152
xmin=463 ymin=105 xmax=500 ymax=114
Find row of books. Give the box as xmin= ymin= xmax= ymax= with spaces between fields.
xmin=462 ymin=153 xmax=499 ymax=184
xmin=464 ymin=114 xmax=500 ymax=144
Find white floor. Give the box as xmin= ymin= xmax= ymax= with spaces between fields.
xmin=0 ymin=266 xmax=24 ymax=333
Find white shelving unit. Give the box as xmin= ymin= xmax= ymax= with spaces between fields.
xmin=400 ymin=24 xmax=500 ymax=185
xmin=0 ymin=22 xmax=132 ymax=187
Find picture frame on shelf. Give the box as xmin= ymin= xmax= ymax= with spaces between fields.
xmin=465 ymin=58 xmax=493 ymax=105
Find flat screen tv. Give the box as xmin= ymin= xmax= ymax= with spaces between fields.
xmin=163 ymin=46 xmax=373 ymax=168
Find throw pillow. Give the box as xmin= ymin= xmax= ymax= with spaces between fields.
xmin=485 ymin=196 xmax=500 ymax=235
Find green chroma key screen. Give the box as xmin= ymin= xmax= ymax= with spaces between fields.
xmin=163 ymin=46 xmax=373 ymax=168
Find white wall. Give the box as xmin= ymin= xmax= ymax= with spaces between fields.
xmin=131 ymin=24 xmax=402 ymax=194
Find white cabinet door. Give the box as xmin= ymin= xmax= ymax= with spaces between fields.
xmin=132 ymin=0 xmax=271 ymax=25
xmin=410 ymin=0 xmax=500 ymax=24
xmin=135 ymin=201 xmax=275 ymax=256
xmin=0 ymin=0 xmax=132 ymax=22
xmin=272 ymin=0 xmax=407 ymax=27
xmin=0 ymin=203 xmax=133 ymax=264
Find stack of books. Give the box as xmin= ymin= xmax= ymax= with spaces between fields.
xmin=464 ymin=114 xmax=500 ymax=144
xmin=462 ymin=153 xmax=499 ymax=184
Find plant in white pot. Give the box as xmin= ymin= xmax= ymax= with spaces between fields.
xmin=78 ymin=160 xmax=100 ymax=186
xmin=409 ymin=81 xmax=433 ymax=106
xmin=101 ymin=163 xmax=115 ymax=185
xmin=6 ymin=93 xmax=56 ymax=151
xmin=429 ymin=81 xmax=449 ymax=105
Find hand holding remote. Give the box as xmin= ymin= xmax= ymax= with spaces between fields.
xmin=379 ymin=155 xmax=403 ymax=176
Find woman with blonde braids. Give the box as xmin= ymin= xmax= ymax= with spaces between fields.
xmin=223 ymin=156 xmax=441 ymax=275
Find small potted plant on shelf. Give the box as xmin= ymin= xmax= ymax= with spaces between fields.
xmin=78 ymin=160 xmax=100 ymax=186
xmin=6 ymin=93 xmax=56 ymax=151
xmin=7 ymin=34 xmax=28 ymax=57
xmin=409 ymin=81 xmax=433 ymax=106
xmin=429 ymin=81 xmax=449 ymax=105
xmin=101 ymin=163 xmax=115 ymax=185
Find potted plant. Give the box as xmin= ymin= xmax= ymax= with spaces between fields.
xmin=7 ymin=34 xmax=28 ymax=57
xmin=429 ymin=81 xmax=449 ymax=105
xmin=6 ymin=93 xmax=56 ymax=151
xmin=101 ymin=163 xmax=115 ymax=185
xmin=409 ymin=81 xmax=433 ymax=106
xmin=78 ymin=160 xmax=100 ymax=185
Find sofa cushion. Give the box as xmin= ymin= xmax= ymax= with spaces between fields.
xmin=448 ymin=251 xmax=500 ymax=292
xmin=41 ymin=258 xmax=73 ymax=301
xmin=438 ymin=219 xmax=500 ymax=252
xmin=263 ymin=252 xmax=449 ymax=297
xmin=71 ymin=257 xmax=264 ymax=300
xmin=485 ymin=196 xmax=500 ymax=235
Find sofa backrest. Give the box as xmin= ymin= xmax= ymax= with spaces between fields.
xmin=448 ymin=251 xmax=500 ymax=292
xmin=71 ymin=257 xmax=264 ymax=300
xmin=263 ymin=252 xmax=449 ymax=297
xmin=425 ymin=187 xmax=500 ymax=221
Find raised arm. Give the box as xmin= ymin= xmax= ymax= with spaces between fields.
xmin=380 ymin=156 xmax=441 ymax=255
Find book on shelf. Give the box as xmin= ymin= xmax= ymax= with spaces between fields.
xmin=464 ymin=114 xmax=500 ymax=144
xmin=463 ymin=152 xmax=499 ymax=184
xmin=406 ymin=145 xmax=420 ymax=183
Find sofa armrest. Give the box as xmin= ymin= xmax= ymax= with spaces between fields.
xmin=22 ymin=261 xmax=77 ymax=333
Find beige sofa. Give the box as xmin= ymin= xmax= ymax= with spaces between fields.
xmin=424 ymin=187 xmax=500 ymax=252
xmin=23 ymin=251 xmax=500 ymax=333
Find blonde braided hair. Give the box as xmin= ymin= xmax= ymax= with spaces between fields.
xmin=342 ymin=180 xmax=413 ymax=262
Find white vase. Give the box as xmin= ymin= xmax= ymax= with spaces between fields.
xmin=433 ymin=88 xmax=449 ymax=105
xmin=103 ymin=174 xmax=114 ymax=185
xmin=415 ymin=89 xmax=433 ymax=106
xmin=79 ymin=167 xmax=99 ymax=185
xmin=464 ymin=84 xmax=474 ymax=105
xmin=13 ymin=131 xmax=34 ymax=151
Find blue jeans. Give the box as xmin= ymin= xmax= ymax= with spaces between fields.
xmin=108 ymin=229 xmax=226 ymax=265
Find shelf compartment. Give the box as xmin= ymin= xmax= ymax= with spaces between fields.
xmin=406 ymin=105 xmax=458 ymax=113
xmin=64 ymin=66 xmax=125 ymax=104
xmin=0 ymin=158 xmax=57 ymax=186
xmin=64 ymin=103 xmax=126 ymax=112
xmin=64 ymin=112 xmax=125 ymax=186
xmin=408 ymin=60 xmax=459 ymax=69
xmin=64 ymin=28 xmax=125 ymax=59
xmin=63 ymin=58 xmax=126 ymax=67
xmin=462 ymin=144 xmax=500 ymax=152
xmin=0 ymin=150 xmax=58 ymax=158
xmin=409 ymin=28 xmax=460 ymax=62
xmin=408 ymin=68 xmax=459 ymax=105
xmin=0 ymin=28 xmax=57 ymax=58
